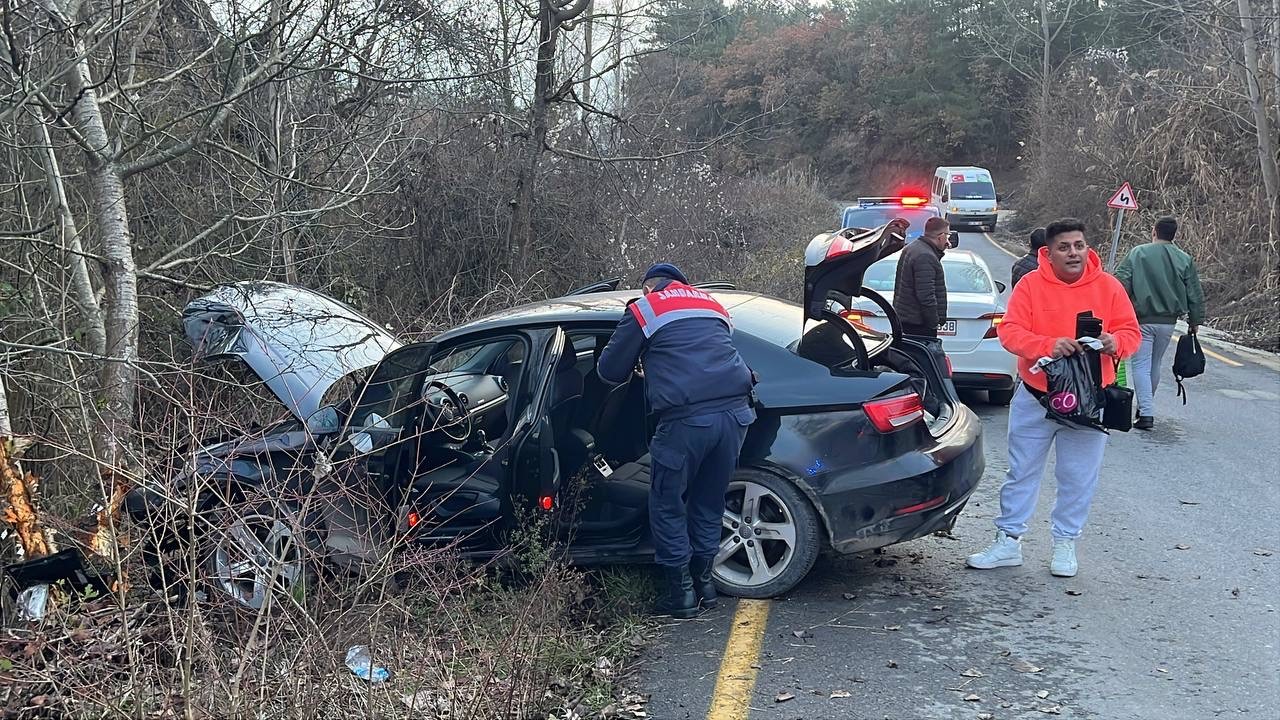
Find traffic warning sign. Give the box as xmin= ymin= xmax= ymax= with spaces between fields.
xmin=1106 ymin=182 xmax=1138 ymax=210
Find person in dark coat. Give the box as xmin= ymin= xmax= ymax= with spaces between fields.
xmin=893 ymin=216 xmax=951 ymax=337
xmin=1012 ymin=227 xmax=1047 ymax=288
xmin=597 ymin=263 xmax=756 ymax=618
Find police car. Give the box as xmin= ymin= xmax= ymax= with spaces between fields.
xmin=840 ymin=195 xmax=951 ymax=244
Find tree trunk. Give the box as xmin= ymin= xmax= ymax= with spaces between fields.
xmin=509 ymin=0 xmax=561 ymax=269
xmin=51 ymin=0 xmax=141 ymax=481
xmin=581 ymin=0 xmax=594 ymax=110
xmin=35 ymin=121 xmax=107 ymax=356
xmin=1237 ymin=0 xmax=1280 ymax=227
xmin=1038 ymin=0 xmax=1051 ymax=170
xmin=613 ymin=0 xmax=625 ymax=113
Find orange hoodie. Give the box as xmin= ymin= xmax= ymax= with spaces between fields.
xmin=998 ymin=247 xmax=1141 ymax=392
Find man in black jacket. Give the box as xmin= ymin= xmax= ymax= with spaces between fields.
xmin=893 ymin=216 xmax=950 ymax=337
xmin=1011 ymin=227 xmax=1046 ymax=288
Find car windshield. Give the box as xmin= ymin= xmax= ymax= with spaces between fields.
xmin=863 ymin=256 xmax=993 ymax=294
xmin=951 ymin=182 xmax=995 ymax=200
xmin=842 ymin=207 xmax=938 ymax=233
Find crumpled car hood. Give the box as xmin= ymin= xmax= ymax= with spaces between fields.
xmin=182 ymin=281 xmax=402 ymax=423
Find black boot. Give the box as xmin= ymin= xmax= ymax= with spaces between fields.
xmin=653 ymin=564 xmax=699 ymax=619
xmin=690 ymin=556 xmax=718 ymax=609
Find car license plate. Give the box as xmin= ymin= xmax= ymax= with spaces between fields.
xmin=939 ymin=320 xmax=957 ymax=336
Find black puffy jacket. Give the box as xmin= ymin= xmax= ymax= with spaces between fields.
xmin=893 ymin=238 xmax=948 ymax=329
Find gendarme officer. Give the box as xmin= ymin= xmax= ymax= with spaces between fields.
xmin=597 ymin=263 xmax=756 ymax=618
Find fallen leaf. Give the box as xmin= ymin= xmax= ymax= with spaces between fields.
xmin=961 ymin=668 xmax=984 ymax=678
xmin=1038 ymin=705 xmax=1063 ymax=714
xmin=1037 ymin=690 xmax=1050 ymax=699
xmin=1175 ymin=544 xmax=1191 ymax=550
xmin=1065 ymin=589 xmax=1083 ymax=596
xmin=887 ymin=660 xmax=899 ymax=668
xmin=883 ymin=624 xmax=902 ymax=631
xmin=964 ymin=694 xmax=982 ymax=702
xmin=1254 ymin=549 xmax=1274 ymax=557
xmin=830 ymin=691 xmax=851 ymax=699
xmin=1012 ymin=659 xmax=1044 ymax=673
xmin=775 ymin=692 xmax=795 ymax=703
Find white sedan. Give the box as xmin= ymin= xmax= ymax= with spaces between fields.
xmin=840 ymin=248 xmax=1018 ymax=405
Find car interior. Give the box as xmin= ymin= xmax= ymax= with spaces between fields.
xmin=340 ymin=329 xmax=656 ymax=551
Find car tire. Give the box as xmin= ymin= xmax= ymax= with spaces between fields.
xmin=713 ymin=468 xmax=821 ymax=599
xmin=988 ymin=388 xmax=1014 ymax=406
xmin=200 ymin=493 xmax=320 ymax=612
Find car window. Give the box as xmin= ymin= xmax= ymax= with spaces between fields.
xmin=864 ymin=257 xmax=899 ymax=291
xmin=951 ymin=182 xmax=995 ymax=200
xmin=432 ymin=345 xmax=485 ymax=372
xmin=944 ymin=262 xmax=992 ymax=293
xmin=859 ymin=257 xmax=991 ymax=294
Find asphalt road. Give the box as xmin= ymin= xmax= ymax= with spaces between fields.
xmin=635 ymin=231 xmax=1280 ymax=720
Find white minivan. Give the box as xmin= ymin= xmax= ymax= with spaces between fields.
xmin=931 ymin=166 xmax=999 ymax=232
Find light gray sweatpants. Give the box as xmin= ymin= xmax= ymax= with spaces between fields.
xmin=1131 ymin=323 xmax=1176 ymax=416
xmin=995 ymin=385 xmax=1109 ymax=540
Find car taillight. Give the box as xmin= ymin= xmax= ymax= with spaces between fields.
xmin=840 ymin=308 xmax=878 ymax=324
xmin=865 ymin=393 xmax=925 ymax=432
xmin=981 ymin=312 xmax=1004 ymax=339
xmin=944 ymin=355 xmax=953 ymax=377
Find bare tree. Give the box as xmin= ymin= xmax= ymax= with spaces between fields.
xmin=1237 ymin=0 xmax=1280 ymax=219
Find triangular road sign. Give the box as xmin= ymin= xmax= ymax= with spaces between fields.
xmin=1107 ymin=182 xmax=1139 ymax=210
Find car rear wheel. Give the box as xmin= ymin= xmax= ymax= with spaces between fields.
xmin=714 ymin=469 xmax=821 ymax=598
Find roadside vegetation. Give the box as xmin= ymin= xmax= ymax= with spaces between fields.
xmin=0 ymin=0 xmax=1275 ymax=717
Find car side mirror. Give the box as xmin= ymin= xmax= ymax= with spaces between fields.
xmin=995 ymin=280 xmax=1007 ymax=293
xmin=306 ymin=404 xmax=340 ymax=434
xmin=948 ymin=231 xmax=960 ymax=248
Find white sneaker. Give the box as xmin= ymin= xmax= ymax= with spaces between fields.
xmin=1051 ymin=539 xmax=1078 ymax=577
xmin=966 ymin=530 xmax=1023 ymax=569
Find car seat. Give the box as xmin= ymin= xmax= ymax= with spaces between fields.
xmin=548 ymin=348 xmax=594 ymax=476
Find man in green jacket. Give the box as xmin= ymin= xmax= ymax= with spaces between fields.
xmin=1114 ymin=216 xmax=1205 ymax=430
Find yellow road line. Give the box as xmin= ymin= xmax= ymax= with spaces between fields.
xmin=706 ymin=599 xmax=771 ymax=720
xmin=984 ymin=232 xmax=1020 ymax=259
xmin=1173 ymin=333 xmax=1244 ymax=367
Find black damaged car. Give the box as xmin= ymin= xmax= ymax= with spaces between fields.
xmin=127 ymin=222 xmax=985 ymax=609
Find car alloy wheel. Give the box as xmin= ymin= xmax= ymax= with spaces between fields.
xmin=714 ymin=470 xmax=820 ymax=598
xmin=718 ymin=480 xmax=796 ymax=585
xmin=211 ymin=511 xmax=306 ymax=611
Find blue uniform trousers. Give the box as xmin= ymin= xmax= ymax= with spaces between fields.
xmin=648 ymin=405 xmax=756 ymax=567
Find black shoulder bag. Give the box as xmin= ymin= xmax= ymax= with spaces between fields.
xmin=1079 ymin=311 xmax=1133 ymax=432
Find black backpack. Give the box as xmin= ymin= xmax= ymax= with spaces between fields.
xmin=1172 ymin=333 xmax=1205 ymax=404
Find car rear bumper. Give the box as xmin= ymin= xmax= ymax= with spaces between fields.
xmin=821 ymin=404 xmax=985 ymax=555
xmin=952 ymin=372 xmax=1015 ymax=390
xmin=946 ymin=338 xmax=1017 ymax=390
xmin=947 ymin=213 xmax=997 ymax=227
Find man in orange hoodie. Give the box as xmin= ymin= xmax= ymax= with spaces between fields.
xmin=965 ymin=218 xmax=1140 ymax=578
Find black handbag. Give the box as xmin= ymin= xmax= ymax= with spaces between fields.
xmin=1102 ymin=375 xmax=1133 ymax=432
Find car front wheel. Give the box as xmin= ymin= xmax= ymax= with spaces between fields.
xmin=714 ymin=469 xmax=821 ymax=599
xmin=202 ymin=495 xmax=317 ymax=611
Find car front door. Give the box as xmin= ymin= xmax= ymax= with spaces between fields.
xmin=508 ymin=327 xmax=569 ymax=515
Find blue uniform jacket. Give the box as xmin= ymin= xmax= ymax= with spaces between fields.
xmin=597 ymin=281 xmax=754 ymax=420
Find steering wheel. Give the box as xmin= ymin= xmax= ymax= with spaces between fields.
xmin=422 ymin=380 xmax=473 ymax=443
